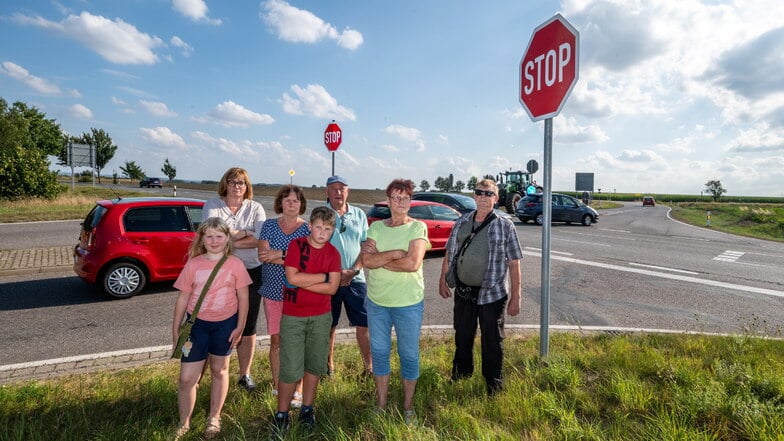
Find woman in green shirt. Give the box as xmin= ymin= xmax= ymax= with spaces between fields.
xmin=361 ymin=178 xmax=430 ymax=424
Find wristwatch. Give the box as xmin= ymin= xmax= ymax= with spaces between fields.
xmin=352 ymin=268 xmax=360 ymax=276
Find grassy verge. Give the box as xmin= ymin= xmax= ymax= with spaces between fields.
xmin=0 ymin=187 xmax=148 ymax=223
xmin=669 ymin=202 xmax=784 ymax=242
xmin=1 ymin=333 xmax=782 ymax=440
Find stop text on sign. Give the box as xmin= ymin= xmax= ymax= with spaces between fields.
xmin=325 ymin=130 xmax=341 ymax=145
xmin=522 ymin=42 xmax=571 ymax=95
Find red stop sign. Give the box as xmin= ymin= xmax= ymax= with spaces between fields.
xmin=324 ymin=121 xmax=342 ymax=152
xmin=519 ymin=14 xmax=579 ymax=121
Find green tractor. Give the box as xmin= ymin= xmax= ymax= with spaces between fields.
xmin=495 ymin=170 xmax=540 ymax=213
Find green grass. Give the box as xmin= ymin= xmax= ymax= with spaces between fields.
xmin=2 ymin=334 xmax=783 ymax=440
xmin=0 ymin=186 xmax=147 ymax=222
xmin=670 ymin=203 xmax=784 ymax=242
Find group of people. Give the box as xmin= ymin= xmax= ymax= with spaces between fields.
xmin=170 ymin=169 xmax=523 ymax=439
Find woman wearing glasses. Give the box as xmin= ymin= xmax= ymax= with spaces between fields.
xmin=257 ymin=185 xmax=309 ymax=406
xmin=202 ymin=167 xmax=267 ymax=393
xmin=360 ymin=178 xmax=429 ymax=424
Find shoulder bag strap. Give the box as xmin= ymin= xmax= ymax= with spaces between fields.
xmin=185 ymin=254 xmax=229 ymax=325
xmin=457 ymin=212 xmax=496 ymax=257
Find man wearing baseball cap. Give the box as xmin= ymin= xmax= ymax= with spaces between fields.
xmin=325 ymin=175 xmax=372 ymax=376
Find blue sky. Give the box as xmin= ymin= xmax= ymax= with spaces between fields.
xmin=2 ymin=0 xmax=783 ymax=196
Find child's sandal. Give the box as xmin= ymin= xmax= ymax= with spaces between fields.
xmin=204 ymin=417 xmax=221 ymax=438
xmin=173 ymin=423 xmax=189 ymax=441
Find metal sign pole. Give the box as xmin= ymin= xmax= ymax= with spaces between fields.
xmin=540 ymin=117 xmax=553 ymax=357
xmin=331 ymin=152 xmax=335 ymax=177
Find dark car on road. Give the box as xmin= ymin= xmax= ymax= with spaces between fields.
xmin=73 ymin=197 xmax=204 ymax=298
xmin=139 ymin=177 xmax=163 ymax=188
xmin=366 ymin=200 xmax=461 ymax=251
xmin=412 ymin=191 xmax=512 ymax=220
xmin=642 ymin=196 xmax=656 ymax=206
xmin=515 ymin=192 xmax=599 ymax=226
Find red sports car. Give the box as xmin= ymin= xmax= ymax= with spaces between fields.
xmin=366 ymin=200 xmax=462 ymax=251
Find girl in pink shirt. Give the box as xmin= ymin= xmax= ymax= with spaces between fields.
xmin=171 ymin=217 xmax=251 ymax=440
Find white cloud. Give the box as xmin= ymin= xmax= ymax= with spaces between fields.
xmin=280 ymin=84 xmax=356 ymax=121
xmin=69 ymin=104 xmax=93 ymax=120
xmin=170 ymin=36 xmax=194 ymax=57
xmin=384 ymin=124 xmax=422 ymax=142
xmin=139 ymin=100 xmax=178 ymax=117
xmin=554 ymin=117 xmax=609 ymax=143
xmin=193 ymin=101 xmax=274 ymax=127
xmin=191 ymin=131 xmax=259 ymax=158
xmin=139 ymin=127 xmax=187 ymax=149
xmin=727 ymin=122 xmax=784 ymax=153
xmin=564 ymin=0 xmax=784 ymax=126
xmin=380 ymin=144 xmax=400 ymax=153
xmin=12 ymin=11 xmax=163 ymax=65
xmin=261 ymin=0 xmax=363 ymax=50
xmin=336 ymin=28 xmax=364 ymax=50
xmin=172 ymin=0 xmax=222 ymax=25
xmin=383 ymin=124 xmax=426 ymax=152
xmin=0 ymin=61 xmax=62 ymax=95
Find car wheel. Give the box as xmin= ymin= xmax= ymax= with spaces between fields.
xmin=102 ymin=261 xmax=146 ymax=299
xmin=581 ymin=214 xmax=593 ymax=226
xmin=535 ymin=213 xmax=544 ymax=225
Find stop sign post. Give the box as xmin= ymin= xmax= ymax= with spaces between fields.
xmin=519 ymin=14 xmax=579 ymax=358
xmin=324 ymin=121 xmax=342 ymax=176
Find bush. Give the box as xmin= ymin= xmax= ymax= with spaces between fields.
xmin=0 ymin=146 xmax=65 ymax=200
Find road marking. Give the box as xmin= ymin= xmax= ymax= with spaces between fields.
xmin=713 ymin=250 xmax=745 ymax=262
xmin=671 ymin=235 xmax=711 ymax=242
xmin=576 ymin=232 xmax=636 ymax=241
xmin=522 ymin=250 xmax=784 ymax=299
xmin=599 ymin=228 xmax=631 ymax=233
xmin=555 ymin=238 xmax=611 ymax=247
xmin=628 ymin=262 xmax=699 ymax=275
xmin=525 ymin=247 xmax=572 ymax=256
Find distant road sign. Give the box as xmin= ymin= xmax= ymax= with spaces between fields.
xmin=527 ymin=159 xmax=539 ymax=174
xmin=519 ymin=14 xmax=579 ymax=121
xmin=324 ymin=121 xmax=342 ymax=152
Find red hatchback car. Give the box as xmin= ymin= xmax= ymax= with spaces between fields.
xmin=73 ymin=197 xmax=205 ymax=298
xmin=366 ymin=200 xmax=461 ymax=251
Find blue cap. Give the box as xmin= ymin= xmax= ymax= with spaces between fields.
xmin=326 ymin=175 xmax=348 ymax=186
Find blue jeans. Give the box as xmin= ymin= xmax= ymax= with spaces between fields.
xmin=365 ymin=298 xmax=424 ymax=380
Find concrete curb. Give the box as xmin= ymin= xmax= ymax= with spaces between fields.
xmin=0 ymin=325 xmax=739 ymax=385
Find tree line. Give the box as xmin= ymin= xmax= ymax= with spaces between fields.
xmin=0 ymin=98 xmax=177 ymax=200
xmin=419 ymin=175 xmax=483 ymax=193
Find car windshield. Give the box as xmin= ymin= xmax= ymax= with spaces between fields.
xmin=449 ymin=193 xmax=476 ymax=209
xmin=367 ymin=206 xmax=391 ymax=219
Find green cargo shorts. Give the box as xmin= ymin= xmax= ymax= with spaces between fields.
xmin=279 ymin=312 xmax=331 ymax=384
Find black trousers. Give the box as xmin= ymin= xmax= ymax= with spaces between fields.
xmin=451 ymin=284 xmax=507 ymax=395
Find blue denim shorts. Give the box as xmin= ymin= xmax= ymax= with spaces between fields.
xmin=181 ymin=313 xmax=238 ymax=363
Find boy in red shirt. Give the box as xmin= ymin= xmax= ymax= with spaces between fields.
xmin=273 ymin=206 xmax=341 ymax=435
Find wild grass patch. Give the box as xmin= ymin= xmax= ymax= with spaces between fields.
xmin=2 ymin=333 xmax=783 ymax=440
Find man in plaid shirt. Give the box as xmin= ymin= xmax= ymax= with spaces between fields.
xmin=438 ymin=178 xmax=522 ymax=395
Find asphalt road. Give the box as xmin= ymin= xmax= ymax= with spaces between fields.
xmin=2 ymin=196 xmax=784 ymax=366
